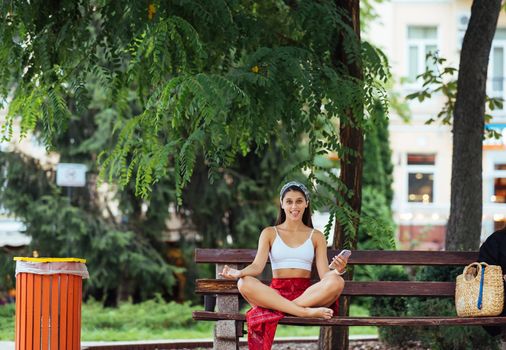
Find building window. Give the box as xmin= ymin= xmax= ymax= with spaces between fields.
xmin=491 ymin=163 xmax=506 ymax=203
xmin=407 ymin=153 xmax=435 ymax=203
xmin=489 ymin=28 xmax=506 ymax=109
xmin=407 ymin=26 xmax=438 ymax=82
xmin=492 ymin=47 xmax=504 ymax=91
xmin=456 ymin=13 xmax=470 ymax=51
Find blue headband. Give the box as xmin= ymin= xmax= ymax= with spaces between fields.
xmin=279 ymin=181 xmax=310 ymax=202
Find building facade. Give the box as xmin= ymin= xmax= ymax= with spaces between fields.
xmin=369 ymin=0 xmax=506 ymax=249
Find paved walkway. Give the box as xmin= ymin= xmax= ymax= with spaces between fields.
xmin=0 ymin=335 xmax=378 ymax=350
xmin=0 ymin=336 xmax=378 ymax=350
xmin=0 ymin=342 xmax=12 ymax=350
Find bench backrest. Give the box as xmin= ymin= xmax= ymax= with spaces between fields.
xmin=195 ymin=249 xmax=479 ymax=297
xmin=195 ymin=249 xmax=478 ymax=265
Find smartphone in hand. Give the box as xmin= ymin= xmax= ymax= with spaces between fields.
xmin=338 ymin=249 xmax=352 ymax=259
xmin=329 ymin=249 xmax=352 ymax=268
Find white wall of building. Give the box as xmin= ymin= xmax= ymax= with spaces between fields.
xmin=368 ymin=0 xmax=506 ymax=249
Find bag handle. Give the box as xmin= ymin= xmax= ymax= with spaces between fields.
xmin=460 ymin=262 xmax=491 ymax=310
xmin=463 ymin=262 xmax=488 ymax=280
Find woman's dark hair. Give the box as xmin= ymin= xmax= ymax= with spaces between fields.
xmin=275 ymin=186 xmax=313 ymax=227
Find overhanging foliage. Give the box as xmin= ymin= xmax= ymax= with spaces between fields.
xmin=1 ymin=1 xmax=390 ymax=237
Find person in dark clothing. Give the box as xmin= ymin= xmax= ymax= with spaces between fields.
xmin=478 ymin=227 xmax=506 ymax=337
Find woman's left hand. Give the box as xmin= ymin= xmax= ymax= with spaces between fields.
xmin=329 ymin=255 xmax=347 ymax=273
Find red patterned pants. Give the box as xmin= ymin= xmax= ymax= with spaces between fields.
xmin=245 ymin=277 xmax=339 ymax=350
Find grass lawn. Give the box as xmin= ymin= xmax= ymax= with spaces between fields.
xmin=0 ymin=300 xmax=377 ymax=341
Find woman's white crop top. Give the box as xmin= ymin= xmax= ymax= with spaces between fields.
xmin=269 ymin=226 xmax=315 ymax=271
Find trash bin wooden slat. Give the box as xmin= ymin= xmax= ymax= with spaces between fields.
xmin=73 ymin=276 xmax=81 ymax=350
xmin=17 ymin=274 xmax=22 ymax=350
xmin=15 ymin=273 xmax=21 ymax=350
xmin=41 ymin=275 xmax=50 ymax=350
xmin=19 ymin=273 xmax=27 ymax=350
xmin=59 ymin=274 xmax=68 ymax=350
xmin=33 ymin=274 xmax=42 ymax=350
xmin=66 ymin=275 xmax=74 ymax=350
xmin=26 ymin=274 xmax=34 ymax=349
xmin=50 ymin=275 xmax=59 ymax=348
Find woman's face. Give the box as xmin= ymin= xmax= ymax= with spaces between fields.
xmin=281 ymin=190 xmax=308 ymax=222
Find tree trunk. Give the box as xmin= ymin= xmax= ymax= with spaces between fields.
xmin=319 ymin=1 xmax=363 ymax=349
xmin=446 ymin=0 xmax=502 ymax=251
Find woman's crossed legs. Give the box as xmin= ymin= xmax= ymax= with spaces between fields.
xmin=237 ymin=271 xmax=344 ymax=319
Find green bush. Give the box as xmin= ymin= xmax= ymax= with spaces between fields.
xmin=82 ymin=296 xmax=200 ymax=331
xmin=367 ymin=265 xmax=502 ymax=349
xmin=407 ymin=266 xmax=500 ymax=350
xmin=369 ymin=266 xmax=414 ymax=346
xmin=0 ymin=250 xmax=16 ymax=293
xmin=0 ymin=303 xmax=15 ymax=339
xmin=368 ymin=265 xmax=501 ymax=349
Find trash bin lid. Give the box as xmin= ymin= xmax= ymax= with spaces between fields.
xmin=14 ymin=257 xmax=87 ymax=263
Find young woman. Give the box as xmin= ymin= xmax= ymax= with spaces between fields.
xmin=219 ymin=181 xmax=347 ymax=349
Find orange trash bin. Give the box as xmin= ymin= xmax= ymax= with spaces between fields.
xmin=14 ymin=257 xmax=89 ymax=350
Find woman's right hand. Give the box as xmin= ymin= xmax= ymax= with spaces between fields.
xmin=218 ymin=265 xmax=242 ymax=280
xmin=329 ymin=255 xmax=348 ymax=274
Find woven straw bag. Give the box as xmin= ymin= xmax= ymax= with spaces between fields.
xmin=455 ymin=262 xmax=504 ymax=317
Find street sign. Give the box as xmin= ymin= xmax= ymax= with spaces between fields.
xmin=56 ymin=163 xmax=87 ymax=187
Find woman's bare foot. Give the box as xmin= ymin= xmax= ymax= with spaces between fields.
xmin=304 ymin=307 xmax=333 ymax=319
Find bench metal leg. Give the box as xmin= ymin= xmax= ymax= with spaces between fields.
xmin=204 ymin=294 xmax=216 ymax=312
xmin=213 ymin=264 xmax=240 ymax=350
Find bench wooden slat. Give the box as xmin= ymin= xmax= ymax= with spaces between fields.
xmin=195 ymin=249 xmax=478 ymax=265
xmin=193 ymin=311 xmax=506 ymax=326
xmin=196 ymin=279 xmax=457 ymax=296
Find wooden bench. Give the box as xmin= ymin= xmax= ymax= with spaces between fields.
xmin=192 ymin=249 xmax=506 ymax=350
